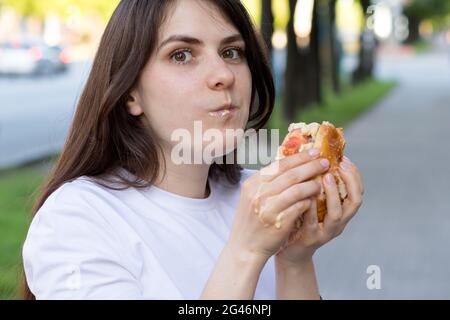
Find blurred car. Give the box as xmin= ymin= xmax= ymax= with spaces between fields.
xmin=0 ymin=38 xmax=70 ymax=76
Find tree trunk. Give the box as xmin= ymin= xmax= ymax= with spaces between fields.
xmin=283 ymin=0 xmax=298 ymax=121
xmin=405 ymin=14 xmax=420 ymax=43
xmin=308 ymin=1 xmax=322 ymax=105
xmin=295 ymin=0 xmax=322 ymax=107
xmin=261 ymin=0 xmax=274 ymax=64
xmin=283 ymin=0 xmax=323 ymax=122
xmin=352 ymin=0 xmax=376 ymax=84
xmin=328 ymin=0 xmax=340 ymax=93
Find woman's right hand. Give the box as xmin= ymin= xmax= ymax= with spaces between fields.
xmin=227 ymin=148 xmax=331 ymax=262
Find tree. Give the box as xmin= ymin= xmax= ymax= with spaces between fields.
xmin=260 ymin=0 xmax=274 ymax=64
xmin=0 ymin=0 xmax=119 ymax=21
xmin=283 ymin=0 xmax=322 ymax=121
xmin=328 ymin=0 xmax=340 ymax=93
xmin=0 ymin=0 xmax=44 ymax=18
xmin=283 ymin=0 xmax=300 ymax=121
xmin=404 ymin=0 xmax=450 ymax=43
xmin=352 ymin=0 xmax=376 ymax=84
xmin=298 ymin=0 xmax=321 ymax=107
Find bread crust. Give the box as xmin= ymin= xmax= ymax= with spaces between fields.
xmin=313 ymin=123 xmax=346 ymax=222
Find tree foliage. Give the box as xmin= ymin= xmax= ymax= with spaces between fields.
xmin=404 ymin=0 xmax=450 ymax=28
xmin=0 ymin=0 xmax=119 ymax=21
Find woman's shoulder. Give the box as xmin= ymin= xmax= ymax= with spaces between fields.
xmin=25 ymin=175 xmax=137 ymax=261
xmin=42 ymin=175 xmax=112 ymax=211
xmin=23 ymin=176 xmax=143 ymax=299
xmin=31 ymin=174 xmax=134 ymax=237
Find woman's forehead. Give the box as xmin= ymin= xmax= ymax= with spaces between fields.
xmin=159 ymin=0 xmax=239 ymax=42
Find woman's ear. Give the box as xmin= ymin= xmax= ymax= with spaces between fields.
xmin=126 ymin=90 xmax=144 ymax=116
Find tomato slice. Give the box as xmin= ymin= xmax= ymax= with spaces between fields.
xmin=281 ymin=129 xmax=310 ymax=157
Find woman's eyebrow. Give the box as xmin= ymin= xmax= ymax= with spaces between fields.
xmin=157 ymin=33 xmax=244 ymax=51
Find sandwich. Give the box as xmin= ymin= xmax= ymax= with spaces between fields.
xmin=276 ymin=121 xmax=347 ymax=222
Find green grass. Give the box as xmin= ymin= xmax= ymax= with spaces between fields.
xmin=268 ymin=79 xmax=397 ymax=136
xmin=411 ymin=39 xmax=431 ymax=54
xmin=0 ymin=167 xmax=45 ymax=299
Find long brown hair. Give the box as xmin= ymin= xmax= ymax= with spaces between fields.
xmin=21 ymin=0 xmax=274 ymax=299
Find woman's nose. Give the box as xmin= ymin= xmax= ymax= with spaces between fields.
xmin=206 ymin=57 xmax=235 ymax=90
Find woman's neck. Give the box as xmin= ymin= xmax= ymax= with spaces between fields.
xmin=154 ymin=161 xmax=211 ymax=199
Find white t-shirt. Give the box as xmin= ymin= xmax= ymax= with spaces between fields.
xmin=23 ymin=167 xmax=276 ymax=299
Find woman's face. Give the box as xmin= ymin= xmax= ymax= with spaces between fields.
xmin=128 ymin=0 xmax=252 ymax=160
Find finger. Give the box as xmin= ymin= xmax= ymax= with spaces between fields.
xmin=263 ymin=158 xmax=330 ymax=197
xmin=285 ymin=196 xmax=328 ymax=249
xmin=338 ymin=162 xmax=363 ymax=223
xmin=322 ymin=173 xmax=344 ymax=235
xmin=267 ymin=198 xmax=312 ymax=230
xmin=259 ymin=148 xmax=321 ymax=182
xmin=300 ymin=196 xmax=318 ymax=231
xmin=284 ymin=197 xmax=320 ymax=248
xmin=258 ymin=180 xmax=321 ymax=221
xmin=343 ymin=157 xmax=364 ymax=195
xmin=343 ymin=156 xmax=364 ymax=195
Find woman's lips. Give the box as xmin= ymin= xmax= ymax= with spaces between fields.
xmin=208 ymin=106 xmax=238 ymax=118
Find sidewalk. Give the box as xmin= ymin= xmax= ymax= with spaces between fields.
xmin=314 ymin=46 xmax=450 ymax=299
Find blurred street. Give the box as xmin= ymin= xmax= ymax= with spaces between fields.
xmin=315 ymin=44 xmax=450 ymax=299
xmin=0 ymin=61 xmax=90 ymax=168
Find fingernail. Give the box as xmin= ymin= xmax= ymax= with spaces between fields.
xmin=325 ymin=173 xmax=334 ymax=185
xmin=309 ymin=148 xmax=320 ymax=157
xmin=320 ymin=159 xmax=330 ymax=168
xmin=340 ymin=161 xmax=351 ymax=171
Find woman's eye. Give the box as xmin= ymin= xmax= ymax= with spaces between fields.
xmin=170 ymin=47 xmax=244 ymax=65
xmin=222 ymin=47 xmax=245 ymax=60
xmin=170 ymin=49 xmax=193 ymax=64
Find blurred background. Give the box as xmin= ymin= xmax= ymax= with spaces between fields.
xmin=0 ymin=0 xmax=449 ymax=299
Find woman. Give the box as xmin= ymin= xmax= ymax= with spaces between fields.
xmin=22 ymin=0 xmax=364 ymax=299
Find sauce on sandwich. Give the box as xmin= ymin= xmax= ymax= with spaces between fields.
xmin=281 ymin=129 xmax=312 ymax=157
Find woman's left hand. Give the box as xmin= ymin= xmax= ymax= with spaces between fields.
xmin=275 ymin=156 xmax=364 ymax=266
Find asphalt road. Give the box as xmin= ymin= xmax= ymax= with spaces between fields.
xmin=0 ymin=61 xmax=91 ymax=169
